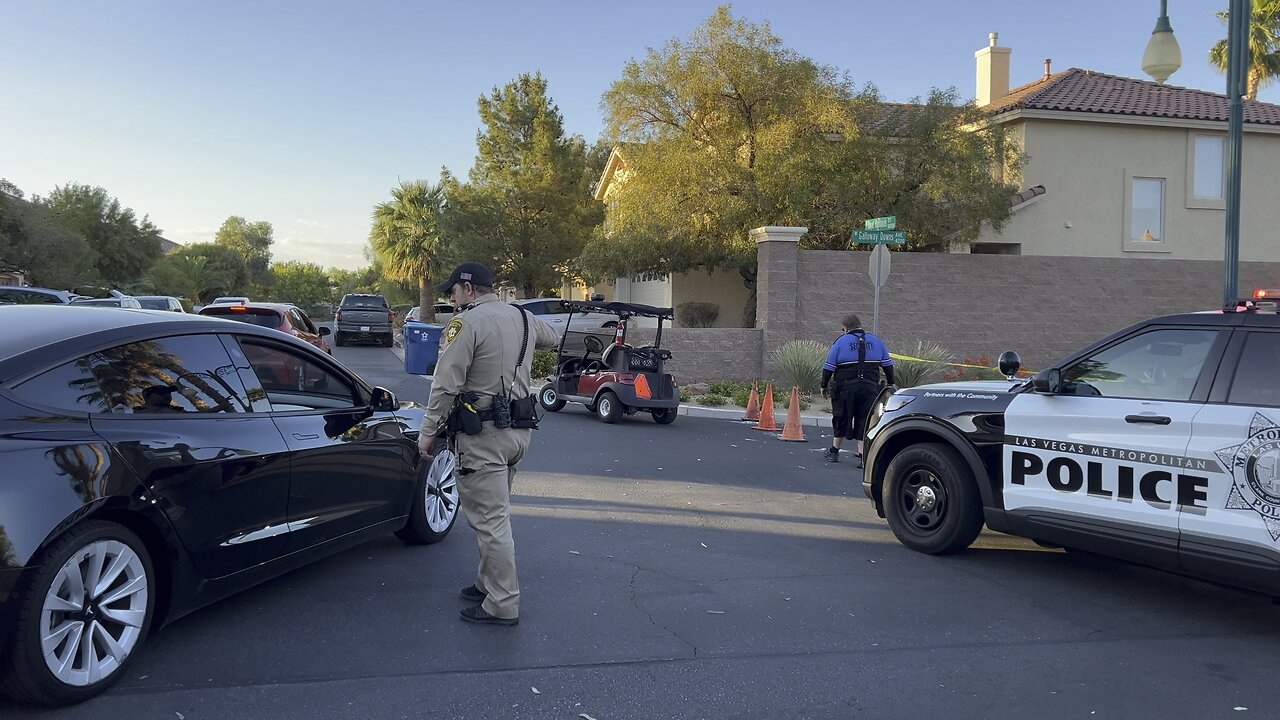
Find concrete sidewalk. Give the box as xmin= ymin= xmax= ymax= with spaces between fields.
xmin=391 ymin=344 xmax=830 ymax=427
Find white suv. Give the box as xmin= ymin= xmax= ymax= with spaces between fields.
xmin=513 ymin=299 xmax=616 ymax=336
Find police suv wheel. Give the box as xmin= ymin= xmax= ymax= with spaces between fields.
xmin=882 ymin=443 xmax=983 ymax=555
xmin=1 ymin=521 xmax=155 ymax=705
xmin=396 ymin=449 xmax=459 ymax=545
xmin=539 ymin=386 xmax=565 ymax=412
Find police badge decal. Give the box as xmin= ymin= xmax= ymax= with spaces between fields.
xmin=1217 ymin=413 xmax=1280 ymax=541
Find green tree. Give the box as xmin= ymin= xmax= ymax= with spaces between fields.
xmin=271 ymin=260 xmax=333 ymax=308
xmin=1210 ymin=1 xmax=1280 ymax=100
xmin=155 ymin=242 xmax=249 ymax=301
xmin=369 ymin=180 xmax=447 ymax=320
xmin=0 ymin=183 xmax=99 ymax=289
xmin=149 ymin=254 xmax=232 ymax=303
xmin=35 ymin=183 xmax=163 ymax=288
xmin=582 ymin=6 xmax=1020 ymax=325
xmin=442 ymin=72 xmax=603 ymax=299
xmin=215 ymin=216 xmax=274 ymax=294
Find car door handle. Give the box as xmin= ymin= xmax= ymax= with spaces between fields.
xmin=1125 ymin=414 xmax=1171 ymax=425
xmin=292 ymin=432 xmax=320 ymax=440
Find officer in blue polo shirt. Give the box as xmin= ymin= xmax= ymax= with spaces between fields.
xmin=820 ymin=314 xmax=895 ymax=466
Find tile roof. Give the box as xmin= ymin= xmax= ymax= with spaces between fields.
xmin=1010 ymin=185 xmax=1046 ymax=209
xmin=985 ymin=68 xmax=1280 ymax=126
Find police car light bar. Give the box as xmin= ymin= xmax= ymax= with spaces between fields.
xmin=1255 ymin=289 xmax=1280 ymax=299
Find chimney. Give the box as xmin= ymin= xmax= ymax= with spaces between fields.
xmin=1044 ymin=58 xmax=1052 ymax=78
xmin=975 ymin=32 xmax=1012 ymax=106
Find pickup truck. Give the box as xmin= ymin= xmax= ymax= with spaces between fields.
xmin=334 ymin=293 xmax=394 ymax=347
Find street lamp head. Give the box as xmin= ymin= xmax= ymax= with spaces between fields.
xmin=1142 ymin=1 xmax=1182 ymax=84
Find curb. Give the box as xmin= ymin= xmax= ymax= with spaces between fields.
xmin=678 ymin=404 xmax=829 ymax=427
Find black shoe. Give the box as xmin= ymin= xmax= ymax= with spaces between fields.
xmin=823 ymin=447 xmax=839 ymax=463
xmin=854 ymin=452 xmax=864 ymax=469
xmin=459 ymin=584 xmax=487 ymax=603
xmin=459 ymin=604 xmax=518 ymax=626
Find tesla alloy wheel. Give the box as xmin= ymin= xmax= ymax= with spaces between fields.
xmin=882 ymin=443 xmax=983 ymax=555
xmin=2 ymin=521 xmax=154 ymax=705
xmin=397 ymin=448 xmax=460 ymax=545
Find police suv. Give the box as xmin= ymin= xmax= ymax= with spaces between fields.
xmin=863 ymin=294 xmax=1280 ymax=595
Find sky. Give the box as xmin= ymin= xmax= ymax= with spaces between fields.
xmin=2 ymin=1 xmax=1264 ymax=270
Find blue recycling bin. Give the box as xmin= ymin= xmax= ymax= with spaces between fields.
xmin=403 ymin=322 xmax=443 ymax=375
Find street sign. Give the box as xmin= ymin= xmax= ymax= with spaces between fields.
xmin=868 ymin=244 xmax=891 ymax=288
xmin=864 ymin=216 xmax=897 ymax=231
xmin=852 ymin=230 xmax=906 ymax=245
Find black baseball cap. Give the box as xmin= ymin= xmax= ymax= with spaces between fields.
xmin=436 ymin=262 xmax=495 ymax=294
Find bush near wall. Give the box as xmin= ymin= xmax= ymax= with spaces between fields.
xmin=676 ymin=301 xmax=720 ymax=328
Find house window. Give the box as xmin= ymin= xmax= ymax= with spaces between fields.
xmin=1130 ymin=177 xmax=1164 ymax=243
xmin=1193 ymin=136 xmax=1225 ymax=201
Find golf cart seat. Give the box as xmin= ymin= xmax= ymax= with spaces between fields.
xmin=601 ymin=343 xmax=633 ymax=372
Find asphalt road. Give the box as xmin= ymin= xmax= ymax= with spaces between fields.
xmin=6 ymin=339 xmax=1280 ymax=718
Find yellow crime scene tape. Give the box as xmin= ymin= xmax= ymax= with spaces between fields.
xmin=888 ymin=352 xmax=1037 ymax=374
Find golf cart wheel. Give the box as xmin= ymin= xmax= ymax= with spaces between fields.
xmin=651 ymin=407 xmax=678 ymax=424
xmin=596 ymin=391 xmax=623 ymax=423
xmin=538 ymin=386 xmax=566 ymax=412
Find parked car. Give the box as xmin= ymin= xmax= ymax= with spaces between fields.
xmin=198 ymin=302 xmax=332 ymax=354
xmin=513 ymin=298 xmax=618 ymax=337
xmin=862 ymin=295 xmax=1280 ymax=596
xmin=68 ymin=296 xmax=143 ymax=309
xmin=209 ymin=296 xmax=250 ymax=305
xmin=0 ymin=287 xmax=74 ymax=305
xmin=334 ymin=293 xmax=394 ymax=347
xmin=403 ymin=303 xmax=457 ymax=325
xmin=0 ymin=305 xmax=458 ymax=704
xmin=133 ymin=295 xmax=186 ymax=312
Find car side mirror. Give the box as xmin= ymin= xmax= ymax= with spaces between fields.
xmin=319 ymin=326 xmax=332 ymax=336
xmin=370 ymin=386 xmax=398 ymax=412
xmin=1032 ymin=368 xmax=1064 ymax=394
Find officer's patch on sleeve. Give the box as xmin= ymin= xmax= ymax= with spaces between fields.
xmin=444 ymin=319 xmax=464 ymax=344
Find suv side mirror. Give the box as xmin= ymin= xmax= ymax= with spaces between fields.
xmin=319 ymin=326 xmax=332 ymax=337
xmin=370 ymin=386 xmax=398 ymax=412
xmin=1032 ymin=368 xmax=1064 ymax=394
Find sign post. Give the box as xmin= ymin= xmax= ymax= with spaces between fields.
xmin=868 ymin=244 xmax=891 ymax=334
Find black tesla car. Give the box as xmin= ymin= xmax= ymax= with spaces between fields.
xmin=0 ymin=306 xmax=459 ymax=705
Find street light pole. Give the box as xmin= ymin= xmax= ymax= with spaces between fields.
xmin=1223 ymin=0 xmax=1250 ymax=309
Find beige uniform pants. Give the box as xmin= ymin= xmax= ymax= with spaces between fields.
xmin=456 ymin=423 xmax=532 ymax=619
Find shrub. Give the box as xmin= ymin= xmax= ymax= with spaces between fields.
xmin=679 ymin=388 xmax=693 ymax=402
xmin=771 ymin=340 xmax=826 ymax=394
xmin=697 ymin=393 xmax=727 ymax=406
xmin=532 ymin=349 xmax=558 ymax=379
xmin=893 ymin=340 xmax=956 ymax=388
xmin=676 ymin=301 xmax=720 ymax=328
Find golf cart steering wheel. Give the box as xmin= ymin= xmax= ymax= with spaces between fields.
xmin=584 ymin=336 xmax=604 ymax=354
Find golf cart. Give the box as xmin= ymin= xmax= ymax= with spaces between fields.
xmin=537 ymin=301 xmax=680 ymax=424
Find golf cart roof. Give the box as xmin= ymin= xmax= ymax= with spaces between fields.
xmin=561 ymin=300 xmax=674 ymax=319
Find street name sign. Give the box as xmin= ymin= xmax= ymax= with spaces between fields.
xmin=864 ymin=216 xmax=896 ymax=231
xmin=852 ymin=230 xmax=906 ymax=245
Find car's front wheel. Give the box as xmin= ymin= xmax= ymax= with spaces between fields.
xmin=396 ymin=448 xmax=459 ymax=545
xmin=539 ymin=386 xmax=566 ymax=412
xmin=1 ymin=521 xmax=155 ymax=705
xmin=882 ymin=443 xmax=983 ymax=555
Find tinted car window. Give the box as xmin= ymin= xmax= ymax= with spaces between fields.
xmin=13 ymin=335 xmax=251 ymax=414
xmin=290 ymin=308 xmax=317 ymax=334
xmin=1228 ymin=332 xmax=1280 ymax=407
xmin=202 ymin=306 xmax=283 ymax=328
xmin=136 ymin=297 xmax=170 ymax=310
xmin=1063 ymin=328 xmax=1219 ymax=401
xmin=238 ymin=340 xmax=357 ymax=408
xmin=341 ymin=296 xmax=387 ymax=308
xmin=0 ymin=289 xmax=62 ymax=304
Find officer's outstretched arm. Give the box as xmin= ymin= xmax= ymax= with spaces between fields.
xmin=532 ymin=318 xmax=560 ymax=349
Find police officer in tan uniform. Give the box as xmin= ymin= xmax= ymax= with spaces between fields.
xmin=417 ymin=262 xmax=559 ymax=626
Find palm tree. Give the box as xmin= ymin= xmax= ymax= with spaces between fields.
xmin=369 ymin=181 xmax=447 ymax=321
xmin=1210 ymin=1 xmax=1280 ymax=100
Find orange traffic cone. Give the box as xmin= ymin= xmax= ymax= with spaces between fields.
xmin=742 ymin=381 xmax=761 ymax=422
xmin=755 ymin=384 xmax=778 ymax=431
xmin=781 ymin=387 xmax=806 ymax=442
